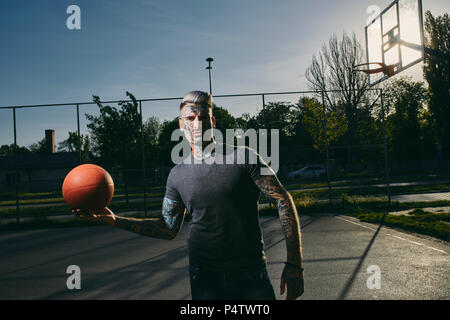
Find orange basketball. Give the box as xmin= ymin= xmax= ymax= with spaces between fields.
xmin=62 ymin=164 xmax=114 ymax=211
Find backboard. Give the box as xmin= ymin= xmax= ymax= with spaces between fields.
xmin=365 ymin=0 xmax=425 ymax=86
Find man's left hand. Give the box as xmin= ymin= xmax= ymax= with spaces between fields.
xmin=280 ymin=264 xmax=304 ymax=300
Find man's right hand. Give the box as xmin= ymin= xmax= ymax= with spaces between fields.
xmin=72 ymin=207 xmax=116 ymax=227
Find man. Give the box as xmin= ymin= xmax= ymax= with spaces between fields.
xmin=74 ymin=90 xmax=304 ymax=300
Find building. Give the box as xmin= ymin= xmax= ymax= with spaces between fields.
xmin=0 ymin=130 xmax=80 ymax=193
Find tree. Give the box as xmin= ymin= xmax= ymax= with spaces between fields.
xmin=384 ymin=77 xmax=431 ymax=161
xmin=212 ymin=104 xmax=237 ymax=133
xmin=0 ymin=144 xmax=31 ymax=156
xmin=299 ymin=97 xmax=348 ymax=153
xmin=144 ymin=116 xmax=162 ymax=146
xmin=255 ymin=102 xmax=299 ymax=139
xmin=305 ymin=32 xmax=371 ymax=110
xmin=143 ymin=116 xmax=163 ymax=168
xmin=85 ymin=92 xmax=142 ymax=170
xmin=231 ymin=101 xmax=321 ymax=163
xmin=234 ymin=102 xmax=301 ymax=146
xmin=28 ymin=138 xmax=47 ymax=154
xmin=423 ymin=11 xmax=450 ymax=156
xmin=57 ymin=131 xmax=91 ymax=162
xmin=236 ymin=113 xmax=259 ymax=133
xmin=305 ymin=32 xmax=373 ymax=163
xmin=157 ymin=117 xmax=182 ymax=165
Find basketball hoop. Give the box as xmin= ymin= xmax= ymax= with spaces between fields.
xmin=353 ymin=63 xmax=395 ymax=77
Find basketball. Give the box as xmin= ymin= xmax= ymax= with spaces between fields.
xmin=62 ymin=164 xmax=114 ymax=211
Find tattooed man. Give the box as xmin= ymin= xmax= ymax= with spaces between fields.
xmin=73 ymin=91 xmax=304 ymax=300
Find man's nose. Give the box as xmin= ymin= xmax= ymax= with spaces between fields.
xmin=193 ymin=117 xmax=202 ymax=130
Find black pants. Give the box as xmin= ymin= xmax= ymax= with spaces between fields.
xmin=189 ymin=263 xmax=276 ymax=300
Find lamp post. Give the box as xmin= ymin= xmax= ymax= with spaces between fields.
xmin=206 ymin=57 xmax=213 ymax=95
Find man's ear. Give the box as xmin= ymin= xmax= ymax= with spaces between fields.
xmin=179 ymin=118 xmax=184 ymax=130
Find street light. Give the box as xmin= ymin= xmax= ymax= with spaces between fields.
xmin=206 ymin=57 xmax=213 ymax=95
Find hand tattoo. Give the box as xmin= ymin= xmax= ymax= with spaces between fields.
xmin=254 ymin=175 xmax=303 ymax=265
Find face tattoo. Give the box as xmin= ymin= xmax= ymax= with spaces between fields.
xmin=180 ymin=104 xmax=213 ymax=145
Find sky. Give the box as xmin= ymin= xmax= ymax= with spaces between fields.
xmin=0 ymin=0 xmax=449 ymax=148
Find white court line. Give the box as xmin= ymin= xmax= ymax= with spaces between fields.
xmin=335 ymin=216 xmax=447 ymax=254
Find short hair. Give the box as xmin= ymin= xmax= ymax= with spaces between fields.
xmin=180 ymin=91 xmax=213 ymax=110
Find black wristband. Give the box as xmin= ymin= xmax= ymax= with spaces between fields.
xmin=285 ymin=262 xmax=304 ymax=271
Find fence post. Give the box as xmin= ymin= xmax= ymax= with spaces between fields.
xmin=13 ymin=107 xmax=20 ymax=223
xmin=321 ymin=92 xmax=332 ymax=204
xmin=76 ymin=104 xmax=82 ymax=164
xmin=139 ymin=100 xmax=148 ymax=217
xmin=261 ymin=94 xmax=273 ymax=210
xmin=380 ymin=88 xmax=391 ymax=212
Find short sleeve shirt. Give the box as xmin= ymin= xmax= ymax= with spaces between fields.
xmin=164 ymin=143 xmax=269 ymax=272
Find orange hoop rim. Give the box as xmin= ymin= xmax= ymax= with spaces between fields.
xmin=353 ymin=63 xmax=395 ymax=77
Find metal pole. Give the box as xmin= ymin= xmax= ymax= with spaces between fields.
xmin=208 ymin=68 xmax=212 ymax=95
xmin=262 ymin=94 xmax=267 ymax=131
xmin=396 ymin=2 xmax=403 ymax=71
xmin=262 ymin=94 xmax=273 ymax=209
xmin=139 ymin=101 xmax=148 ymax=217
xmin=380 ymin=89 xmax=391 ymax=211
xmin=321 ymin=92 xmax=332 ymax=204
xmin=76 ymin=104 xmax=81 ymax=164
xmin=206 ymin=57 xmax=213 ymax=95
xmin=262 ymin=94 xmax=266 ymax=127
xmin=13 ymin=108 xmax=20 ymax=223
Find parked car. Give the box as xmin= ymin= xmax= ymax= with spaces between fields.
xmin=287 ymin=165 xmax=326 ymax=179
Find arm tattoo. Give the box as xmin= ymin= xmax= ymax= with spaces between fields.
xmin=254 ymin=175 xmax=303 ymax=265
xmin=114 ymin=197 xmax=186 ymax=240
xmin=162 ymin=197 xmax=186 ymax=233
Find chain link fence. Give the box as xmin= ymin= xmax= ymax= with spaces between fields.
xmin=1 ymin=89 xmax=448 ymax=224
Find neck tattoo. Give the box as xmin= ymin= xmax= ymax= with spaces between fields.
xmin=193 ymin=143 xmax=213 ymax=160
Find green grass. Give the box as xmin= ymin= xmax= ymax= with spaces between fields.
xmin=259 ymin=194 xmax=389 ymax=217
xmin=355 ymin=212 xmax=450 ymax=242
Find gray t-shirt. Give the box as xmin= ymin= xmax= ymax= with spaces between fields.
xmin=164 ymin=144 xmax=268 ymax=273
